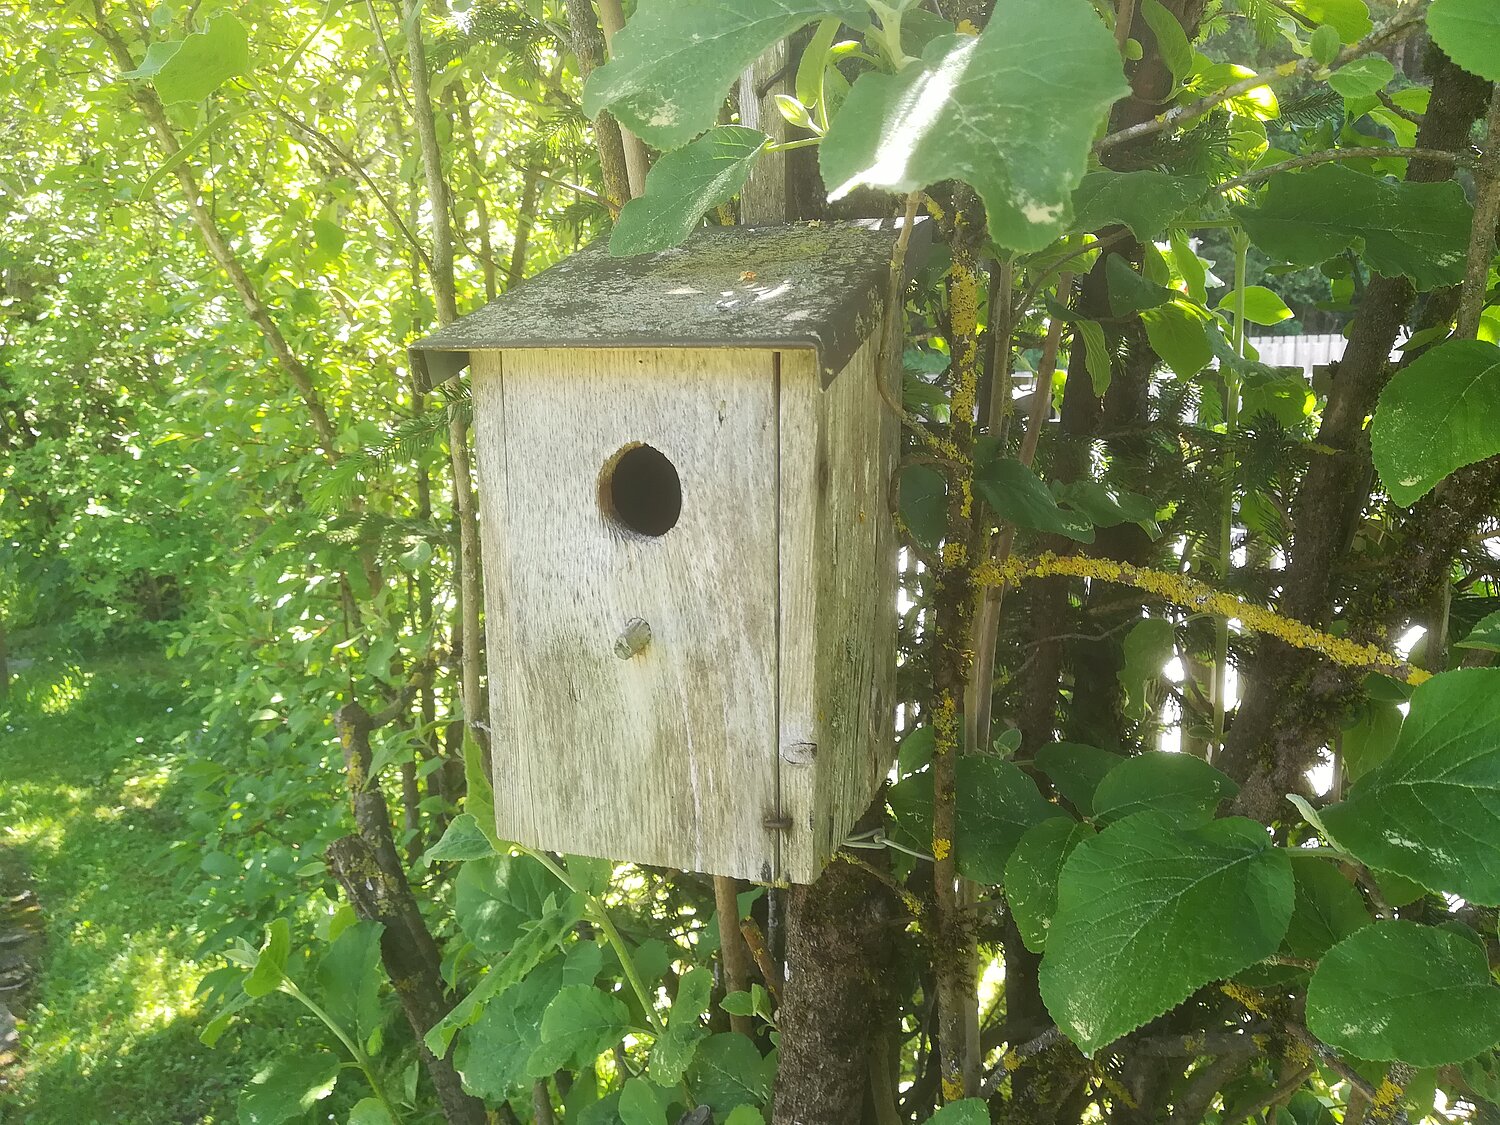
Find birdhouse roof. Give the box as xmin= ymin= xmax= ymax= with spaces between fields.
xmin=409 ymin=219 xmax=926 ymax=388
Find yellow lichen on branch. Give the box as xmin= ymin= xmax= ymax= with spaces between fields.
xmin=975 ymin=553 xmax=1430 ymax=686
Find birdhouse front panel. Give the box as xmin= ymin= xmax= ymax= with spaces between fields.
xmin=410 ymin=219 xmax=927 ymax=884
xmin=471 ymin=347 xmax=782 ymax=881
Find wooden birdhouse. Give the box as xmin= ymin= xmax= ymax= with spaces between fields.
xmin=410 ymin=220 xmax=923 ymax=884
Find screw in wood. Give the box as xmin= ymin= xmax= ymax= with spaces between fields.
xmin=613 ymin=617 xmax=652 ymax=659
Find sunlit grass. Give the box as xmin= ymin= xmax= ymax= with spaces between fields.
xmin=0 ymin=647 xmax=311 ymax=1123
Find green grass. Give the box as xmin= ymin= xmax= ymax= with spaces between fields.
xmin=0 ymin=650 xmax=309 ymax=1123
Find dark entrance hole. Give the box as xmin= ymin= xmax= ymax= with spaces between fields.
xmin=602 ymin=443 xmax=682 ymax=537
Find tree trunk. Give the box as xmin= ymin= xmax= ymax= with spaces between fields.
xmin=330 ymin=704 xmax=486 ymax=1125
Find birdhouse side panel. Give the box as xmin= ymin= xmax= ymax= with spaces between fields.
xmin=471 ymin=348 xmax=782 ymax=881
xmin=778 ymin=337 xmax=900 ymax=883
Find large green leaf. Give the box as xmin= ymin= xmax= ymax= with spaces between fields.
xmin=927 ymin=1102 xmax=989 ymax=1125
xmin=1232 ymin=165 xmax=1472 ymax=291
xmin=454 ymin=852 xmax=562 ymax=958
xmin=242 ymin=917 xmax=290 ymax=999
xmin=317 ymin=919 xmax=384 ymax=1047
xmin=956 ymin=755 xmax=1065 ymax=884
xmin=1307 ymin=921 xmax=1500 ymax=1066
xmin=237 ymin=1052 xmax=340 ymax=1125
xmin=819 ymin=0 xmax=1127 ymax=252
xmin=1283 ymin=855 xmax=1369 ymax=961
xmin=649 ymin=966 xmax=711 ymax=1087
xmin=1457 ymin=610 xmax=1500 ymax=654
xmin=1033 ymin=742 xmax=1125 ymax=816
xmin=422 ymin=813 xmax=497 ymax=865
xmin=425 ymin=893 xmax=585 ymax=1056
xmin=144 ymin=14 xmax=253 ymax=105
xmin=1071 ymin=170 xmax=1207 ymax=240
xmin=1142 ymin=300 xmax=1214 ymax=378
xmin=454 ymin=957 xmax=567 ymax=1101
xmin=1287 ymin=0 xmax=1372 ymax=41
xmin=1370 ymin=340 xmax=1500 ymax=507
xmin=688 ymin=1034 xmax=773 ymax=1114
xmin=1005 ymin=818 xmax=1096 ymax=953
xmin=974 ymin=456 xmax=1094 ymax=542
xmin=582 ymin=0 xmax=866 ymax=150
xmin=1091 ymin=752 xmax=1238 ymax=825
xmin=527 ymin=984 xmax=633 ymax=1075
xmin=1039 ymin=814 xmax=1294 ymax=1054
xmin=1428 ymin=0 xmax=1500 ymax=81
xmin=1321 ymin=669 xmax=1500 ymax=905
xmin=610 ymin=127 xmax=768 ymax=256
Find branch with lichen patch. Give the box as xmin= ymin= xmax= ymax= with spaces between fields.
xmin=977 ymin=553 xmax=1429 ymax=685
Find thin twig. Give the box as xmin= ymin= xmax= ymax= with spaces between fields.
xmin=978 ymin=1027 xmax=1063 ymax=1098
xmin=1458 ymin=88 xmax=1500 ymax=339
xmin=1223 ymin=1065 xmax=1317 ymax=1125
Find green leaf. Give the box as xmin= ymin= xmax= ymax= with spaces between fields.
xmin=1092 ymin=752 xmax=1238 ymax=825
xmin=1370 ymin=340 xmax=1500 ymax=507
xmin=422 ymin=813 xmax=498 ymax=865
xmin=1428 ymin=0 xmax=1500 ymax=81
xmin=527 ymin=984 xmax=633 ymax=1075
xmin=649 ymin=966 xmax=711 ymax=1086
xmin=1456 ymin=610 xmax=1500 ymax=653
xmin=1054 ymin=481 xmax=1158 ymax=530
xmin=243 ymin=917 xmax=290 ymax=999
xmin=1106 ymin=258 xmax=1176 ymax=318
xmin=819 ymin=0 xmax=1128 ymax=252
xmin=898 ymin=726 xmax=936 ymax=776
xmin=425 ymin=893 xmax=585 ymax=1056
xmin=974 ymin=457 xmax=1094 ymax=543
xmin=1033 ymin=742 xmax=1126 ymax=816
xmin=348 ymin=1098 xmax=395 ymax=1125
xmin=150 ymin=14 xmax=252 ymax=105
xmin=454 ymin=853 xmax=563 ymax=958
xmin=926 ymin=1101 xmax=990 ymax=1125
xmin=1307 ymin=921 xmax=1500 ymax=1065
xmin=1039 ymin=813 xmax=1294 ymax=1054
xmin=1005 ymin=818 xmax=1096 ymax=953
xmin=1218 ymin=285 xmax=1293 ymax=326
xmin=1341 ymin=699 xmax=1403 ymax=783
xmin=1140 ymin=0 xmax=1193 ymax=83
xmin=723 ymin=1109 xmax=765 ymax=1125
xmin=899 ymin=464 xmax=948 ymax=548
xmin=1142 ymin=300 xmax=1214 ymax=378
xmin=1118 ymin=618 xmax=1175 ymax=720
xmin=453 ymin=956 xmax=568 ymax=1101
xmin=582 ymin=0 xmax=867 ymax=149
xmin=956 ymin=755 xmax=1065 ymax=884
xmin=609 ymin=127 xmax=768 ymax=256
xmin=1310 ymin=24 xmax=1342 ymax=65
xmin=1072 ymin=170 xmax=1207 ymax=241
xmin=318 ymin=919 xmax=384 ymax=1046
xmin=1327 ymin=55 xmax=1395 ymax=99
xmin=1075 ymin=319 xmax=1115 ymax=396
xmin=1283 ymin=854 xmax=1369 ymax=960
xmin=1232 ymin=165 xmax=1473 ymax=291
xmin=1288 ymin=0 xmax=1371 ymax=42
xmin=1321 ymin=669 xmax=1500 ymax=905
xmin=237 ymin=1052 xmax=340 ymax=1125
xmin=618 ymin=1077 xmax=670 ymax=1125
xmin=689 ymin=1034 xmax=773 ymax=1114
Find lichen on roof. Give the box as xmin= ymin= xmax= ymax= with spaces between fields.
xmin=410 ymin=219 xmax=925 ymax=387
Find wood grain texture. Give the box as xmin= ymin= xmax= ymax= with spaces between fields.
xmin=473 ymin=347 xmax=782 ymax=881
xmin=778 ymin=337 xmax=900 ymax=882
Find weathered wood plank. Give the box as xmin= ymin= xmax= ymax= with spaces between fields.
xmin=779 ymin=336 xmax=900 ymax=882
xmin=473 ymin=347 xmax=782 ymax=881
